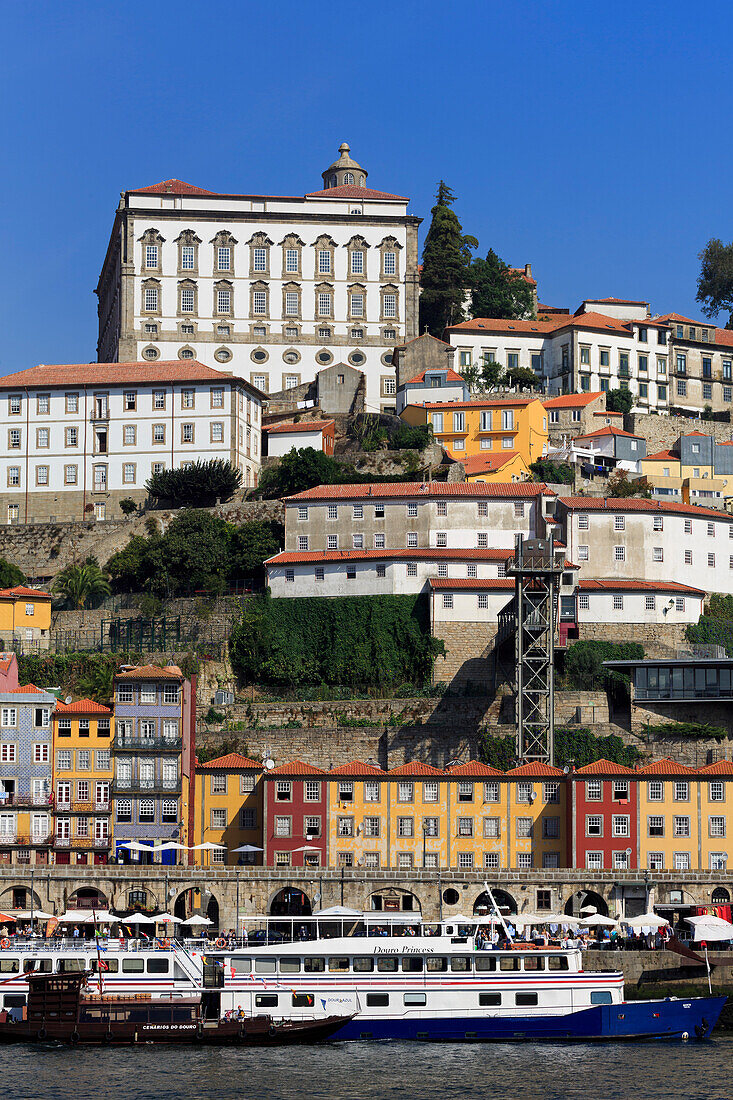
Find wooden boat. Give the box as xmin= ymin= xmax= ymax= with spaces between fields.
xmin=0 ymin=972 xmax=352 ymax=1045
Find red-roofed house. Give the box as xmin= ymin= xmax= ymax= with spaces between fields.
xmin=0 ymin=363 xmax=264 ymax=522
xmin=264 ymin=419 xmax=335 ymax=457
xmin=571 ymin=425 xmax=647 ymax=472
xmin=543 ymin=391 xmax=608 ymax=439
xmin=0 ymin=587 xmax=52 ymax=650
xmin=399 ymin=395 xmax=548 ymax=469
xmin=96 ymin=142 xmax=420 ymax=417
xmin=263 ymin=761 xmax=328 ymax=869
xmin=569 ymin=760 xmax=639 ymax=872
xmin=193 ymin=753 xmax=263 ymax=866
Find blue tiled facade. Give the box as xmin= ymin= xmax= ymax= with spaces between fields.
xmin=0 ymin=687 xmax=55 ymax=857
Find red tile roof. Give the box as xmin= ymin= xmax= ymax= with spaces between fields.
xmin=460 ymin=453 xmax=521 ymax=476
xmin=264 ymin=420 xmax=335 ymax=435
xmin=585 ymin=298 xmax=649 ymax=307
xmin=699 ymin=760 xmax=733 ymax=776
xmin=0 ymin=361 xmax=240 ymax=391
xmin=266 ymin=759 xmax=327 ymax=777
xmin=575 ymin=758 xmax=637 ymax=776
xmin=446 ymin=760 xmax=503 ymax=776
xmin=593 ymin=410 xmax=623 ymax=417
xmin=305 ymin=185 xmax=409 ymax=201
xmin=543 ymin=393 xmax=604 ymax=408
xmin=0 ymin=586 xmax=51 ymax=600
xmin=574 ymin=426 xmax=641 ymax=440
xmin=654 ymin=312 xmax=700 ymax=325
xmin=578 ymin=578 xmax=705 ymax=596
xmin=328 ymin=760 xmax=386 ymax=777
xmin=0 ymin=655 xmax=15 ymax=675
xmin=428 ymin=578 xmax=515 ymax=590
xmin=197 ymin=753 xmax=262 ymax=771
xmin=404 ymin=367 xmax=465 ymax=385
xmin=7 ymin=684 xmax=46 ymax=694
xmin=54 ymin=698 xmax=111 ymax=716
xmin=387 ymin=761 xmax=445 ymax=777
xmin=284 ymin=482 xmax=551 ymax=502
xmin=506 ymin=762 xmax=565 ymax=777
xmin=131 ymin=179 xmax=218 ymax=196
xmin=558 ymin=496 xmax=733 ymax=522
xmin=508 ymin=267 xmax=537 ymax=286
xmin=115 ymin=664 xmax=183 ymax=681
xmin=267 ymin=549 xmax=513 ymax=566
xmin=448 ymin=318 xmax=560 ymax=335
xmin=637 ymin=758 xmax=698 ymax=776
xmin=644 ymin=449 xmax=679 ymax=461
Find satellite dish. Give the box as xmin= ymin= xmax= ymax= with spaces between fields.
xmin=264 ymin=758 xmax=275 ymax=770
xmin=65 ymin=696 xmax=72 ymax=705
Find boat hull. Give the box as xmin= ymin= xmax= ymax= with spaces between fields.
xmin=330 ymin=996 xmax=728 ymax=1042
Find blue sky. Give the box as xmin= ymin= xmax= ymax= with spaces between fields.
xmin=2 ymin=0 xmax=732 ymax=377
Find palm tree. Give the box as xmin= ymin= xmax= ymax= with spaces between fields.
xmin=78 ymin=661 xmax=115 ymax=706
xmin=52 ymin=559 xmax=111 ymax=610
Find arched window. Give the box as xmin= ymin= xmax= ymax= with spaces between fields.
xmin=712 ymin=887 xmax=730 ymax=904
xmin=344 ymin=172 xmax=354 ymax=185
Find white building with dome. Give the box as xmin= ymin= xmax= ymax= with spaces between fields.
xmin=95 ymin=144 xmax=420 ymax=413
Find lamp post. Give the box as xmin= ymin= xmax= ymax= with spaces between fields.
xmin=422 ymin=822 xmax=428 ymax=869
xmin=30 ymin=866 xmax=35 ymax=927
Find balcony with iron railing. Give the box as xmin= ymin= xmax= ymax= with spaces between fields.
xmin=54 ymin=800 xmax=111 ymax=814
xmin=112 ymin=780 xmax=181 ymax=795
xmin=0 ymin=795 xmax=54 ymax=809
xmin=0 ymin=833 xmax=54 ymax=847
xmin=54 ymin=835 xmax=110 ymax=849
xmin=113 ymin=736 xmax=182 ymax=753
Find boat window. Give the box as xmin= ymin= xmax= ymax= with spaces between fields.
xmin=255 ymin=958 xmax=277 ymax=974
xmin=279 ymin=958 xmax=301 ymax=973
xmin=523 ymin=956 xmax=544 ymax=971
xmin=292 ymin=993 xmax=315 ymax=1007
xmin=401 ymin=956 xmax=423 ymax=972
xmin=425 ymin=957 xmax=448 ymax=972
xmin=4 ymin=995 xmax=25 ymax=1008
xmin=255 ymin=994 xmax=279 ymax=1007
xmin=147 ymin=958 xmax=169 ymax=974
xmin=457 ymin=925 xmax=474 ymax=937
xmin=474 ymin=956 xmax=496 ymax=972
xmin=404 ymin=993 xmax=427 ymax=1006
xmin=547 ymin=956 xmax=569 ymax=971
xmin=450 ymin=957 xmax=472 ymax=972
xmin=328 ymin=957 xmax=350 ymax=972
xmin=479 ymin=992 xmax=501 ymax=1006
xmin=516 ymin=992 xmax=538 ymax=1006
xmin=499 ymin=957 xmax=520 ymax=971
xmin=591 ymin=991 xmax=613 ymax=1005
xmin=122 ymin=959 xmax=145 ymax=973
xmin=366 ymin=993 xmax=389 ymax=1007
xmin=303 ymin=957 xmax=325 ymax=973
xmin=353 ymin=957 xmax=374 ymax=972
xmin=23 ymin=958 xmax=53 ymax=973
xmin=423 ymin=924 xmax=441 ymax=937
xmin=377 ymin=957 xmax=398 ymax=972
xmin=90 ymin=958 xmax=119 ymax=973
xmin=230 ymin=958 xmax=251 ymax=975
xmin=0 ymin=958 xmax=19 ymax=973
xmin=57 ymin=958 xmax=84 ymax=972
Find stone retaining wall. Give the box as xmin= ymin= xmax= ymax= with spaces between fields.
xmin=626 ymin=412 xmax=733 ymax=452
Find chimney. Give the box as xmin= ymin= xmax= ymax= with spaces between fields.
xmin=524 ymin=263 xmax=532 ymax=279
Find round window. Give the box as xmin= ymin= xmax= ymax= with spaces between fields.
xmin=251 ymin=349 xmax=268 ymax=363
xmin=381 ymin=352 xmax=393 ymax=367
xmin=143 ymin=347 xmax=159 ymax=360
xmin=215 ymin=348 xmax=232 ymax=363
xmin=442 ymin=888 xmax=460 ymax=906
xmin=317 ymin=350 xmax=333 ymax=365
xmin=349 ymin=351 xmax=366 ymax=366
xmin=179 ymin=348 xmax=194 ymax=359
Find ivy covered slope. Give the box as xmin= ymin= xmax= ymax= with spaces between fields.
xmin=479 ymin=727 xmax=642 ymax=771
xmin=229 ymin=593 xmax=444 ymax=689
xmin=687 ymin=593 xmax=733 ymax=653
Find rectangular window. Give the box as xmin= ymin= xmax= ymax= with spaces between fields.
xmin=383 ymin=252 xmax=396 ymax=275
xmin=383 ymin=293 xmax=397 ymax=318
xmin=648 ymin=816 xmax=665 ymax=837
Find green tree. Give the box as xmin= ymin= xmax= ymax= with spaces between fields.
xmin=392 ymin=424 xmax=432 ymax=450
xmin=469 ymin=248 xmax=535 ymax=320
xmin=257 ymin=447 xmax=346 ymax=498
xmin=0 ymin=557 xmax=26 ymax=588
xmin=461 ymin=356 xmax=503 ymax=395
xmin=562 ymin=640 xmax=644 ymax=692
xmin=146 ymin=459 xmax=242 ymax=506
xmin=144 ymin=510 xmax=233 ymax=596
xmin=77 ymin=661 xmax=115 ymax=706
xmin=504 ymin=364 xmax=540 ymax=390
xmin=606 ymin=470 xmax=652 ymax=499
xmin=231 ymin=520 xmax=284 ymax=582
xmin=52 ymin=558 xmax=111 ymax=609
xmin=605 ymin=388 xmax=634 ymax=414
xmin=119 ymin=498 xmax=137 ymax=515
xmin=529 ymin=459 xmax=574 ymax=485
xmin=696 ymin=238 xmax=733 ymax=324
xmin=419 ymin=182 xmax=477 ymax=336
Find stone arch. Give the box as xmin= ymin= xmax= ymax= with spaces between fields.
xmin=67 ymin=885 xmax=108 ymax=910
xmin=712 ymin=887 xmax=730 ymax=905
xmin=269 ymin=887 xmax=312 ymax=917
xmin=172 ymin=885 xmax=205 ymax=921
xmin=473 ymin=889 xmax=517 ymax=916
xmin=206 ymin=895 xmax=220 ymax=928
xmin=0 ymin=884 xmax=44 ymax=912
xmin=564 ymin=889 xmax=608 ymax=919
xmin=367 ymin=888 xmax=421 ymax=913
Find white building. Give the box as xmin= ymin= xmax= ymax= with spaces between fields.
xmin=0 ymin=360 xmax=263 ymax=523
xmin=95 ymin=143 xmax=420 ymax=414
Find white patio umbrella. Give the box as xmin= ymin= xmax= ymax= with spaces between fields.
xmin=11 ymin=909 xmax=55 ymax=921
xmin=291 ymin=845 xmax=321 ymax=853
xmin=623 ymin=912 xmax=670 ymax=930
xmin=314 ymin=905 xmax=362 ymax=917
xmin=155 ymin=842 xmax=188 ymax=851
xmin=580 ymin=914 xmax=619 ymax=927
xmin=154 ymin=912 xmax=183 ymax=924
xmin=181 ymin=914 xmax=213 ymax=926
xmin=191 ymin=843 xmax=222 ymax=851
xmin=231 ymin=844 xmax=264 ymax=854
xmin=126 ymin=912 xmax=156 ymax=925
xmin=580 ymin=905 xmax=598 ymax=915
xmin=686 ymin=914 xmax=733 ymax=941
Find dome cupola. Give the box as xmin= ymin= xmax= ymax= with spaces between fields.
xmin=321 ymin=142 xmax=368 ymax=189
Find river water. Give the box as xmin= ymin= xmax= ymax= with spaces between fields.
xmin=2 ymin=1037 xmax=732 ymax=1100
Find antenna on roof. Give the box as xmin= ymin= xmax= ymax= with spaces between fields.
xmin=65 ymin=696 xmax=72 ymax=705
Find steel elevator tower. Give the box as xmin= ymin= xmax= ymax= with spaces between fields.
xmin=506 ymin=535 xmax=563 ymax=765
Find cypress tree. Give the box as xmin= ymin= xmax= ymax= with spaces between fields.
xmin=419 ymin=182 xmax=477 ymax=337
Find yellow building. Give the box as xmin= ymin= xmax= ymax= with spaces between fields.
xmin=504 ymin=763 xmax=567 ymax=871
xmin=400 ymin=397 xmax=548 ymax=469
xmin=637 ymin=759 xmax=700 ymax=873
xmin=641 ymin=433 xmax=733 ymax=506
xmin=696 ymin=760 xmax=733 ymax=873
xmin=0 ymin=586 xmax=52 ymax=649
xmin=52 ymin=698 xmax=113 ymax=866
xmin=460 ymin=451 xmax=531 ymax=483
xmin=194 ymin=753 xmax=263 ymax=867
xmin=328 ymin=761 xmax=389 ymax=870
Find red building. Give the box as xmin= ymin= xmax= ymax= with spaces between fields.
xmin=570 ymin=759 xmax=639 ymax=873
xmin=263 ymin=760 xmax=328 ymax=868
